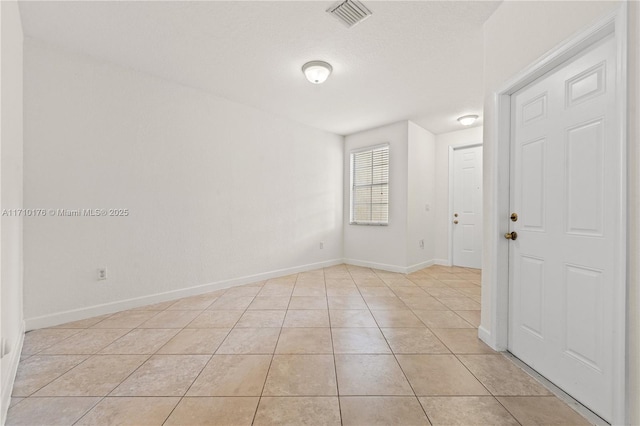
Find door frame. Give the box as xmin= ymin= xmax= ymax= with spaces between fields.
xmin=484 ymin=5 xmax=628 ymax=424
xmin=448 ymin=143 xmax=482 ymax=267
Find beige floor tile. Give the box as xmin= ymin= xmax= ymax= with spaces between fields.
xmin=497 ymin=396 xmax=591 ymax=425
xmin=254 ymin=397 xmax=341 ymax=426
xmin=51 ymin=314 xmax=113 ymax=329
xmin=381 ymin=328 xmax=450 ymax=354
xmin=34 ymin=355 xmax=148 ymax=396
xmin=138 ymin=310 xmax=201 ymax=328
xmin=208 ymin=295 xmax=255 ymax=310
xmin=325 ymin=278 xmax=356 ymax=287
xmin=454 ymin=310 xmax=481 ymax=327
xmin=6 ymin=397 xmax=100 ymax=426
xmin=110 ymin=354 xmax=208 ymax=396
xmin=420 ymin=396 xmax=519 ymax=425
xmin=236 ymin=310 xmax=286 ymax=328
xmin=164 ymin=397 xmax=258 ymax=426
xmin=335 ymin=354 xmax=413 ymax=396
xmin=188 ymin=354 xmax=271 ymax=396
xmin=400 ymin=296 xmax=449 ymax=310
xmin=293 ymin=286 xmax=326 ymax=297
xmin=216 ymin=328 xmax=280 ymax=354
xmin=363 ymin=296 xmax=408 ymax=310
xmin=156 ymin=328 xmax=229 ymax=354
xmin=263 ymin=355 xmax=337 ymax=396
xmin=131 ymin=300 xmax=175 ymax=311
xmin=283 ymin=310 xmax=330 ymax=327
xmin=327 ymin=296 xmax=367 ymax=309
xmin=258 ymin=285 xmax=294 ymax=297
xmin=458 ymin=355 xmax=552 ymax=396
xmin=457 ymin=287 xmax=481 ymax=297
xmin=385 ymin=279 xmax=417 ymax=288
xmin=396 ymin=355 xmax=489 ymax=396
xmin=340 ymin=396 xmax=430 ymax=426
xmin=332 ymin=328 xmax=391 ymax=354
xmin=12 ymin=355 xmax=89 ymax=396
xmin=353 ymin=278 xmax=386 ymax=287
xmin=432 ymin=329 xmax=496 ymax=354
xmin=326 ymin=287 xmax=360 ymax=297
xmin=9 ymin=398 xmax=23 ymax=408
xmin=40 ymin=329 xmax=130 ymax=354
xmin=224 ymin=286 xmax=261 ymax=297
xmin=91 ymin=310 xmax=159 ymax=329
xmin=99 ymin=329 xmax=179 ymax=354
xmin=413 ymin=310 xmax=475 ymax=329
xmin=359 ymin=287 xmax=396 ymax=297
xmin=425 ymin=287 xmax=464 ymax=298
xmin=276 ymin=328 xmax=333 ymax=354
xmin=392 ymin=287 xmax=430 ymax=298
xmin=288 ymin=296 xmax=328 ymax=309
xmin=186 ymin=310 xmax=244 ymax=328
xmin=440 ymin=280 xmax=479 ymax=289
xmin=76 ymin=396 xmax=179 ymax=425
xmin=167 ymin=294 xmax=219 ymax=310
xmin=248 ymin=296 xmax=290 ymax=310
xmin=411 ymin=279 xmax=449 ymax=288
xmin=371 ymin=310 xmax=424 ymax=327
xmin=329 ymin=310 xmax=377 ymax=328
xmin=437 ymin=297 xmax=481 ymax=311
xmin=21 ymin=329 xmax=81 ymax=355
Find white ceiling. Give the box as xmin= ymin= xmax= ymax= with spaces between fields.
xmin=18 ymin=1 xmax=500 ymax=135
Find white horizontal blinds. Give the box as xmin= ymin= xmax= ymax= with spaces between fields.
xmin=352 ymin=145 xmax=389 ymax=224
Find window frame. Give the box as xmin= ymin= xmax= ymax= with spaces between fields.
xmin=349 ymin=143 xmax=390 ymax=226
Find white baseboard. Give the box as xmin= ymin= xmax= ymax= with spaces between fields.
xmin=344 ymin=258 xmax=437 ymax=274
xmin=406 ymin=260 xmax=434 ymax=273
xmin=478 ymin=325 xmax=497 ymax=350
xmin=433 ymin=259 xmax=451 ymax=266
xmin=25 ymin=258 xmax=343 ymax=331
xmin=1 ymin=321 xmax=25 ymax=424
xmin=343 ymin=258 xmax=409 ymax=274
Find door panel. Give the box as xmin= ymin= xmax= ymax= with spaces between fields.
xmin=508 ymin=34 xmax=619 ymax=422
xmin=452 ymin=145 xmax=482 ymax=268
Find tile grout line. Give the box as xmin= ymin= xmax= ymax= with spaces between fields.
xmin=250 ymin=274 xmax=295 ymax=425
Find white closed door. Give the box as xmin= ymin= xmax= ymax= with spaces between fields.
xmin=508 ymin=34 xmax=620 ymax=422
xmin=452 ymin=145 xmax=483 ymax=268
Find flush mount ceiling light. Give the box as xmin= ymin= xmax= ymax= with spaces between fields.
xmin=457 ymin=115 xmax=479 ymax=126
xmin=302 ymin=61 xmax=333 ymax=84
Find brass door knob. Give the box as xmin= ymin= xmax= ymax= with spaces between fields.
xmin=510 ymin=213 xmax=518 ymax=222
xmin=504 ymin=232 xmax=517 ymax=240
xmin=453 ymin=220 xmax=459 ymax=224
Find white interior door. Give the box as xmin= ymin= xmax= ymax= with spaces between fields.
xmin=452 ymin=145 xmax=482 ymax=269
xmin=508 ymin=34 xmax=621 ymax=422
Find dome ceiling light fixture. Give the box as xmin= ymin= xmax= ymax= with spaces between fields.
xmin=457 ymin=114 xmax=479 ymax=126
xmin=302 ymin=61 xmax=333 ymax=84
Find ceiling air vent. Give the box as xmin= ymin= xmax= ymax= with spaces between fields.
xmin=326 ymin=0 xmax=372 ymax=28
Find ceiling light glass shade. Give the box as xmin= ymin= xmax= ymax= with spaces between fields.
xmin=302 ymin=61 xmax=333 ymax=84
xmin=457 ymin=115 xmax=479 ymax=126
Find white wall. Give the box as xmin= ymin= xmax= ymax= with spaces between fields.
xmin=433 ymin=126 xmax=483 ymax=264
xmin=407 ymin=121 xmax=435 ymax=269
xmin=481 ymin=1 xmax=638 ymax=423
xmin=23 ymin=40 xmax=344 ymax=329
xmin=343 ymin=121 xmax=409 ymax=271
xmin=0 ymin=1 xmax=24 ymax=422
xmin=343 ymin=120 xmax=436 ymax=272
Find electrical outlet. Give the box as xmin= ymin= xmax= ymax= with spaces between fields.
xmin=419 ymin=239 xmax=424 ymax=249
xmin=98 ymin=267 xmax=107 ymax=280
xmin=319 ymin=242 xmax=324 ymax=249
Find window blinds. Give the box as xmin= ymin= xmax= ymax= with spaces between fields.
xmin=351 ymin=145 xmax=389 ymax=225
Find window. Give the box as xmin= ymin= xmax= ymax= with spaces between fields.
xmin=350 ymin=144 xmax=389 ymax=225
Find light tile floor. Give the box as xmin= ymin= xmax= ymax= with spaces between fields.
xmin=8 ymin=264 xmax=592 ymax=425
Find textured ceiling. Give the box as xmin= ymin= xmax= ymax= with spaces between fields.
xmin=19 ymin=1 xmax=500 ymax=135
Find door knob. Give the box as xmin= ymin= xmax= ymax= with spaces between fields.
xmin=453 ymin=220 xmax=459 ymax=224
xmin=510 ymin=213 xmax=518 ymax=222
xmin=504 ymin=232 xmax=517 ymax=240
